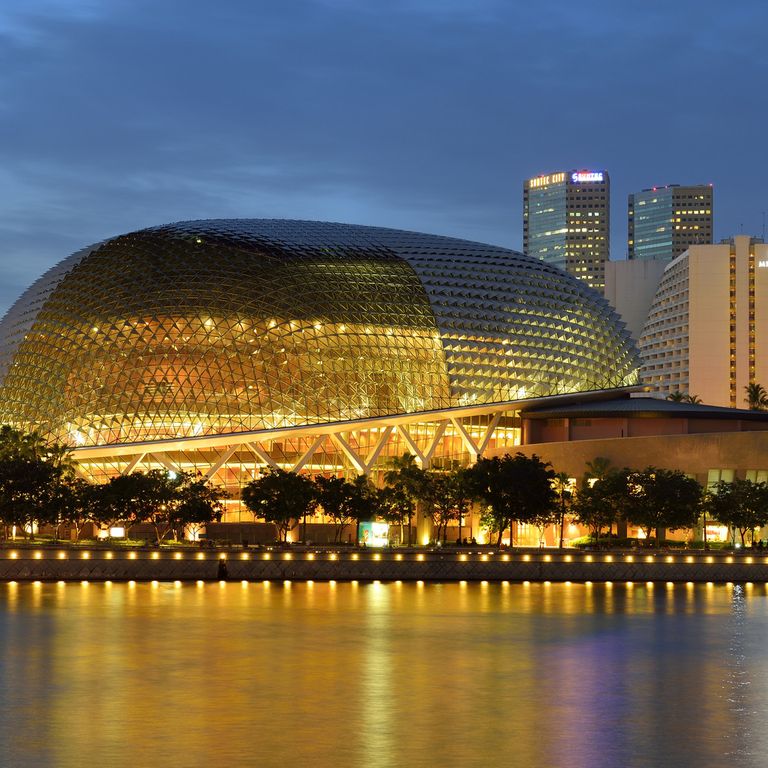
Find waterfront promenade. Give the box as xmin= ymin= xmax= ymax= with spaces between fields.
xmin=0 ymin=544 xmax=765 ymax=583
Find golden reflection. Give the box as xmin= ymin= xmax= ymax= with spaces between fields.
xmin=1 ymin=580 xmax=760 ymax=767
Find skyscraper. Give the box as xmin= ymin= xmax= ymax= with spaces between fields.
xmin=628 ymin=184 xmax=713 ymax=261
xmin=523 ymin=169 xmax=610 ymax=293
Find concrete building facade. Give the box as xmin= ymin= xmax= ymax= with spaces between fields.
xmin=638 ymin=236 xmax=768 ymax=407
xmin=604 ymin=259 xmax=666 ymax=341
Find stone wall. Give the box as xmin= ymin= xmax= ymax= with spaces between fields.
xmin=0 ymin=548 xmax=766 ymax=583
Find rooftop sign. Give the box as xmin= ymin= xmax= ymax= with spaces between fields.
xmin=571 ymin=171 xmax=605 ymax=183
xmin=528 ymin=172 xmax=565 ymax=189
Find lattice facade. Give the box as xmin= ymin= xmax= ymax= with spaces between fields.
xmin=0 ymin=219 xmax=638 ymax=451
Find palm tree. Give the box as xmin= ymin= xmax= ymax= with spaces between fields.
xmin=666 ymin=390 xmax=687 ymax=402
xmin=683 ymin=394 xmax=702 ymax=404
xmin=745 ymin=383 xmax=768 ymax=411
xmin=584 ymin=456 xmax=612 ymax=484
xmin=384 ymin=453 xmax=427 ymax=546
xmin=552 ymin=472 xmax=572 ymax=548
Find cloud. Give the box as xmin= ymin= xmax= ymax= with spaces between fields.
xmin=0 ymin=0 xmax=766 ymax=315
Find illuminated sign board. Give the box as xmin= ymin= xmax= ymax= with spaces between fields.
xmin=571 ymin=171 xmax=605 ymax=183
xmin=759 ymin=260 xmax=768 ymax=268
xmin=359 ymin=522 xmax=390 ymax=547
xmin=528 ymin=172 xmax=565 ymax=189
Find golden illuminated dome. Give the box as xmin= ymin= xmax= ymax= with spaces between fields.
xmin=0 ymin=219 xmax=638 ymax=446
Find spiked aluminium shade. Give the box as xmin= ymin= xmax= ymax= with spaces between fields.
xmin=0 ymin=219 xmax=638 ymax=447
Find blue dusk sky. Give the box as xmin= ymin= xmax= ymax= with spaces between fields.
xmin=0 ymin=0 xmax=766 ymax=315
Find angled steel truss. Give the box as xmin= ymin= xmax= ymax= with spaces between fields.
xmin=71 ymin=398 xmax=525 ymax=516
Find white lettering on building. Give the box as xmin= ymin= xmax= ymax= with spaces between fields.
xmin=571 ymin=171 xmax=604 ymax=183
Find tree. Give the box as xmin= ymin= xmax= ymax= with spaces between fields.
xmin=584 ymin=456 xmax=613 ymax=485
xmin=91 ymin=470 xmax=176 ymax=540
xmin=704 ymin=479 xmax=768 ymax=546
xmin=421 ymin=469 xmax=473 ymax=544
xmin=241 ymin=469 xmax=317 ymax=542
xmin=745 ymin=383 xmax=768 ymax=411
xmin=168 ymin=474 xmax=228 ymax=542
xmin=552 ymin=472 xmax=573 ymax=548
xmin=423 ymin=467 xmax=473 ymax=543
xmin=0 ymin=425 xmax=48 ymax=461
xmin=572 ymin=478 xmax=619 ymax=546
xmin=384 ymin=453 xmax=428 ymax=546
xmin=0 ymin=426 xmax=78 ymax=539
xmin=666 ymin=391 xmax=702 ymax=404
xmin=0 ymin=456 xmax=62 ymax=538
xmin=346 ymin=475 xmax=378 ymax=545
xmin=377 ymin=485 xmax=413 ymax=546
xmin=466 ymin=453 xmax=557 ymax=547
xmin=50 ymin=477 xmax=95 ymax=541
xmin=314 ymin=475 xmax=353 ymax=542
xmin=618 ymin=467 xmax=702 ymax=543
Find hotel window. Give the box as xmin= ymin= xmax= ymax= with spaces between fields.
xmin=745 ymin=470 xmax=768 ymax=483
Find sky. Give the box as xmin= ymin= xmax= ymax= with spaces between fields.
xmin=1 ymin=0 xmax=766 ymax=315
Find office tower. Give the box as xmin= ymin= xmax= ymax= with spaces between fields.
xmin=639 ymin=236 xmax=768 ymax=408
xmin=523 ymin=169 xmax=610 ymax=293
xmin=628 ymin=184 xmax=713 ymax=261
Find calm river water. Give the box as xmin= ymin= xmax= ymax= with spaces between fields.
xmin=1 ymin=580 xmax=767 ymax=767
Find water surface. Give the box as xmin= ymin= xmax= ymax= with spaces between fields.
xmin=0 ymin=581 xmax=765 ymax=767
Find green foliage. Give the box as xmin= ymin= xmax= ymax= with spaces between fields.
xmin=552 ymin=471 xmax=573 ymax=548
xmin=91 ymin=470 xmax=176 ymax=538
xmin=466 ymin=453 xmax=556 ymax=547
xmin=0 ymin=426 xmax=76 ymax=538
xmin=667 ymin=391 xmax=702 ymax=404
xmin=383 ymin=453 xmax=429 ymax=546
xmin=704 ymin=479 xmax=768 ymax=545
xmin=617 ymin=467 xmax=703 ymax=542
xmin=90 ymin=469 xmax=227 ymax=541
xmin=745 ymin=382 xmax=768 ymax=410
xmin=421 ymin=468 xmax=474 ymax=544
xmin=583 ymin=456 xmax=613 ymax=485
xmin=241 ymin=468 xmax=317 ymax=542
xmin=168 ymin=474 xmax=228 ymax=541
xmin=571 ymin=477 xmax=620 ymax=543
xmin=315 ymin=474 xmax=377 ymax=543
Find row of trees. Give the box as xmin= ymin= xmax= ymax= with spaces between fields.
xmin=240 ymin=454 xmax=474 ymax=545
xmin=0 ymin=423 xmax=766 ymax=547
xmin=243 ymin=451 xmax=768 ymax=548
xmin=666 ymin=383 xmax=768 ymax=411
xmin=0 ymin=426 xmax=227 ymax=541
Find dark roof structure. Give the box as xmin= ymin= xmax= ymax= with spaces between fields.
xmin=521 ymin=394 xmax=768 ymax=422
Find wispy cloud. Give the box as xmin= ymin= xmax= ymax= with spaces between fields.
xmin=0 ymin=0 xmax=765 ymax=315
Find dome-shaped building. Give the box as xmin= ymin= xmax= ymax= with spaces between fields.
xmin=0 ymin=219 xmax=638 ymax=497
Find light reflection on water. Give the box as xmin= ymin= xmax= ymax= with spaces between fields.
xmin=0 ymin=582 xmax=767 ymax=767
